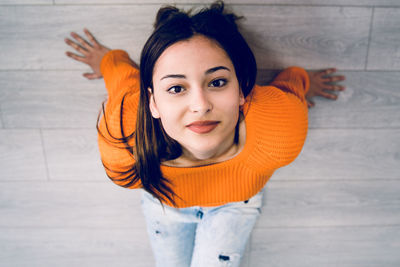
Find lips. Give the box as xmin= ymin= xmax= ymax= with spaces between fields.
xmin=186 ymin=120 xmax=220 ymax=134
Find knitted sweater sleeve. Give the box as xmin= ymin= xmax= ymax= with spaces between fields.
xmin=269 ymin=66 xmax=310 ymax=106
xmin=100 ymin=50 xmax=140 ymax=100
xmin=97 ymin=50 xmax=142 ymax=188
xmin=246 ymin=66 xmax=309 ymax=168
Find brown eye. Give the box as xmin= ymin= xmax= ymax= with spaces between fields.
xmin=167 ymin=86 xmax=185 ymax=94
xmin=209 ymin=79 xmax=227 ymax=88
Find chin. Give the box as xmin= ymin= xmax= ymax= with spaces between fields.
xmin=186 ymin=143 xmax=220 ymax=160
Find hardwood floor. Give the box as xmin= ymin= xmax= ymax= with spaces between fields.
xmin=1 ymin=1 xmax=399 ymax=266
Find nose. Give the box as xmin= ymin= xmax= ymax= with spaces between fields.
xmin=189 ymin=87 xmax=212 ymax=114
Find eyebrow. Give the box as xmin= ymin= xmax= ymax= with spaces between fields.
xmin=160 ymin=66 xmax=230 ymax=81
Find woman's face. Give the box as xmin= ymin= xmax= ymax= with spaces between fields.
xmin=149 ymin=35 xmax=244 ymax=161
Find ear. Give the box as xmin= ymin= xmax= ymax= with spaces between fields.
xmin=148 ymin=88 xmax=161 ymax=119
xmin=239 ymin=90 xmax=245 ymax=106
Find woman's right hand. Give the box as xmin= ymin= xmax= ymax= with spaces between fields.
xmin=65 ymin=28 xmax=111 ymax=80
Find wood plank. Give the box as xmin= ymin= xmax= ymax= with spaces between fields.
xmin=42 ymin=129 xmax=107 ymax=181
xmin=240 ymin=0 xmax=400 ymax=5
xmin=367 ymin=8 xmax=400 ymax=70
xmin=258 ymin=180 xmax=400 ymax=227
xmin=0 ymin=182 xmax=146 ymax=228
xmin=0 ymin=0 xmax=52 ymax=4
xmin=250 ymin=225 xmax=400 ymax=267
xmin=53 ymin=0 xmax=400 ymax=7
xmin=2 ymin=180 xmax=398 ymax=229
xmin=0 ymin=5 xmax=157 ymax=70
xmin=273 ymin=128 xmax=400 ymax=181
xmin=258 ymin=70 xmax=400 ymax=128
xmin=0 ymin=129 xmax=47 ymax=181
xmin=0 ymin=111 xmax=3 ymax=128
xmin=0 ymin=226 xmax=252 ymax=267
xmin=233 ymin=5 xmax=371 ymax=69
xmin=306 ymin=71 xmax=400 ymax=128
xmin=0 ymin=228 xmax=154 ymax=267
xmin=0 ymin=5 xmax=370 ymax=70
xmin=0 ymin=71 xmax=106 ymax=128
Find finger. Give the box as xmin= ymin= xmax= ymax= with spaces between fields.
xmin=83 ymin=72 xmax=102 ymax=80
xmin=70 ymin=32 xmax=92 ymax=51
xmin=322 ymin=75 xmax=346 ymax=83
xmin=65 ymin=51 xmax=87 ymax=63
xmin=318 ymin=91 xmax=338 ymax=100
xmin=65 ymin=38 xmax=88 ymax=56
xmin=323 ymin=84 xmax=346 ymax=91
xmin=320 ymin=68 xmax=337 ymax=76
xmin=83 ymin=28 xmax=100 ymax=48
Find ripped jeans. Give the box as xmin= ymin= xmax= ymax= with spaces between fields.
xmin=140 ymin=188 xmax=264 ymax=267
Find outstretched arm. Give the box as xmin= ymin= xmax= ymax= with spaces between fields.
xmin=64 ymin=28 xmax=139 ymax=79
xmin=306 ymin=68 xmax=346 ymax=108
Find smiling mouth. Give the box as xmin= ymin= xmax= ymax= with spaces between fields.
xmin=186 ymin=121 xmax=220 ymax=134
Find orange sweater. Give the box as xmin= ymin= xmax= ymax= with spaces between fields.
xmin=98 ymin=50 xmax=309 ymax=208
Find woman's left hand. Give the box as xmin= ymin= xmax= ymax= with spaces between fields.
xmin=306 ymin=68 xmax=346 ymax=108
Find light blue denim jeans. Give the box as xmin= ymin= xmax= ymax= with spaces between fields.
xmin=140 ymin=188 xmax=264 ymax=267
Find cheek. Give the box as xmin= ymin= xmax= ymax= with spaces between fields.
xmin=156 ymin=101 xmax=185 ymax=136
xmin=216 ymin=91 xmax=241 ymax=115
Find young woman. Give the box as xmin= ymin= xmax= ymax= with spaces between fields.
xmin=65 ymin=1 xmax=345 ymax=266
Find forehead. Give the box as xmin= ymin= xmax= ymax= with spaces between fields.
xmin=153 ymin=35 xmax=233 ymax=77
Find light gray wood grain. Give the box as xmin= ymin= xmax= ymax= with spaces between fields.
xmin=1 ymin=180 xmax=398 ymax=229
xmin=42 ymin=129 xmax=106 ymax=181
xmin=367 ymin=8 xmax=400 ymax=70
xmin=0 ymin=71 xmax=106 ymax=128
xmin=0 ymin=129 xmax=47 ymax=181
xmin=53 ymin=0 xmax=400 ymax=7
xmin=1 ymin=69 xmax=398 ymax=130
xmin=0 ymin=5 xmax=371 ymax=70
xmin=0 ymin=5 xmax=157 ymax=70
xmin=250 ymin=226 xmax=400 ymax=267
xmin=0 ymin=110 xmax=3 ymax=128
xmin=258 ymin=70 xmax=400 ymax=128
xmin=258 ymin=180 xmax=400 ymax=227
xmin=238 ymin=0 xmax=400 ymax=5
xmin=1 ymin=2 xmax=399 ymax=267
xmin=234 ymin=6 xmax=371 ymax=69
xmin=0 ymin=0 xmax=51 ymax=4
xmin=0 ymin=226 xmax=250 ymax=267
xmin=274 ymin=128 xmax=400 ymax=180
xmin=0 ymin=182 xmax=145 ymax=228
xmin=0 ymin=228 xmax=154 ymax=267
xmin=307 ymin=71 xmax=400 ymax=128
